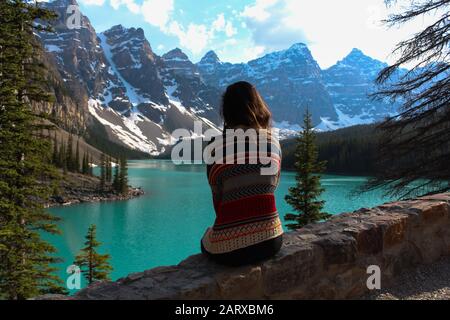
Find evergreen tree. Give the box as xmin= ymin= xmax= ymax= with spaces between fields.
xmin=112 ymin=158 xmax=120 ymax=192
xmin=106 ymin=156 xmax=112 ymax=183
xmin=58 ymin=136 xmax=65 ymax=168
xmin=366 ymin=0 xmax=450 ymax=198
xmin=99 ymin=153 xmax=106 ymax=191
xmin=81 ymin=152 xmax=89 ymax=175
xmin=88 ymin=154 xmax=93 ymax=176
xmin=66 ymin=134 xmax=73 ymax=172
xmin=74 ymin=225 xmax=112 ymax=285
xmin=282 ymin=124 xmax=380 ymax=175
xmin=119 ymin=156 xmax=128 ymax=194
xmin=284 ymin=109 xmax=331 ymax=229
xmin=0 ymin=0 xmax=64 ymax=299
xmin=60 ymin=141 xmax=67 ymax=174
xmin=74 ymin=139 xmax=80 ymax=173
xmin=52 ymin=132 xmax=58 ymax=165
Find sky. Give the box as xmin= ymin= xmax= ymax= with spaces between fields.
xmin=74 ymin=0 xmax=440 ymax=68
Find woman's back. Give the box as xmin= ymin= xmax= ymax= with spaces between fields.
xmin=201 ymin=81 xmax=284 ymax=266
xmin=202 ymin=131 xmax=283 ymax=255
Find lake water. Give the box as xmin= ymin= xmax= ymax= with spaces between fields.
xmin=47 ymin=160 xmax=393 ymax=289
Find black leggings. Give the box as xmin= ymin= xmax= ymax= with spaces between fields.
xmin=201 ymin=235 xmax=283 ymax=267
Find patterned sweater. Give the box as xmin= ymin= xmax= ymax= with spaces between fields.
xmin=201 ymin=130 xmax=284 ymax=254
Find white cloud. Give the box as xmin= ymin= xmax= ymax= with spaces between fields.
xmin=242 ymin=45 xmax=266 ymax=61
xmin=75 ymin=0 xmax=441 ymax=66
xmin=141 ymin=0 xmax=174 ymax=29
xmin=79 ymin=0 xmax=105 ymax=5
xmin=241 ymin=0 xmax=278 ymax=22
xmin=240 ymin=0 xmax=437 ymax=68
xmin=212 ymin=14 xmax=226 ymax=32
xmin=110 ymin=0 xmax=139 ymax=14
xmin=159 ymin=12 xmax=237 ymax=54
xmin=241 ymin=0 xmax=308 ymax=55
xmin=211 ymin=14 xmax=237 ymax=37
xmin=225 ymin=21 xmax=237 ymax=37
xmin=98 ymin=0 xmax=237 ymax=56
xmin=225 ymin=38 xmax=238 ymax=45
xmin=167 ymin=22 xmax=210 ymax=54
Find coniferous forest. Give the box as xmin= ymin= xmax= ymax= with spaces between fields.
xmin=0 ymin=0 xmax=131 ymax=299
xmin=0 ymin=0 xmax=64 ymax=299
xmin=281 ymin=124 xmax=380 ymax=175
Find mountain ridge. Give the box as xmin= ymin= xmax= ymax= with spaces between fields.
xmin=37 ymin=0 xmax=400 ymax=155
xmin=39 ymin=0 xmax=221 ymax=156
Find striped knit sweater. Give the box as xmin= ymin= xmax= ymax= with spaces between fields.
xmin=201 ymin=130 xmax=284 ymax=254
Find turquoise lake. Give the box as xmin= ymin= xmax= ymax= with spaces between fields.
xmin=47 ymin=160 xmax=393 ymax=290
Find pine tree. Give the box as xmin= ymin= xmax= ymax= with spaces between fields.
xmin=82 ymin=152 xmax=89 ymax=175
xmin=60 ymin=141 xmax=67 ymax=174
xmin=52 ymin=133 xmax=58 ymax=165
xmin=58 ymin=137 xmax=63 ymax=167
xmin=284 ymin=109 xmax=331 ymax=229
xmin=74 ymin=225 xmax=112 ymax=285
xmin=112 ymin=158 xmax=120 ymax=192
xmin=66 ymin=134 xmax=73 ymax=172
xmin=88 ymin=154 xmax=93 ymax=176
xmin=74 ymin=139 xmax=80 ymax=173
xmin=106 ymin=156 xmax=112 ymax=183
xmin=0 ymin=0 xmax=64 ymax=299
xmin=99 ymin=153 xmax=106 ymax=191
xmin=119 ymin=156 xmax=128 ymax=194
xmin=366 ymin=0 xmax=450 ymax=198
xmin=85 ymin=152 xmax=89 ymax=175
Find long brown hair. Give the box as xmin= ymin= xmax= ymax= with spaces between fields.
xmin=221 ymin=81 xmax=272 ymax=129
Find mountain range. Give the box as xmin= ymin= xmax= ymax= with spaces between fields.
xmin=37 ymin=0 xmax=401 ymax=156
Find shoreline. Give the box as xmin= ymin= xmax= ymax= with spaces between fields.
xmin=45 ymin=186 xmax=145 ymax=208
xmin=43 ymin=171 xmax=145 ymax=208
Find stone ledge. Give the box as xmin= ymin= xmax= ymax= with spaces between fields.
xmin=69 ymin=193 xmax=450 ymax=300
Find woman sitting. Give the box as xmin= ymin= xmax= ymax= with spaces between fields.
xmin=201 ymin=81 xmax=284 ymax=267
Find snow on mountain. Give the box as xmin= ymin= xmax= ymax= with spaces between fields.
xmin=198 ymin=46 xmax=402 ymax=135
xmin=321 ymin=48 xmax=400 ymax=128
xmin=162 ymin=48 xmax=200 ymax=78
xmin=159 ymin=48 xmax=222 ymax=125
xmin=39 ymin=0 xmax=220 ymax=155
xmin=197 ymin=50 xmax=221 ymax=74
xmin=39 ymin=0 xmax=402 ymax=152
xmin=94 ymin=25 xmax=221 ymax=154
xmin=197 ymin=43 xmax=337 ymax=127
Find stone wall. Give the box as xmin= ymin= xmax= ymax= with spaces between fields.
xmin=72 ymin=193 xmax=450 ymax=300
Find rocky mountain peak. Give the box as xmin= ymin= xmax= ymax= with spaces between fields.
xmin=162 ymin=48 xmax=199 ymax=80
xmin=251 ymin=42 xmax=315 ymax=68
xmin=37 ymin=0 xmax=402 ymax=156
xmin=107 ymin=24 xmax=126 ymax=33
xmin=162 ymin=48 xmax=190 ymax=61
xmin=287 ymin=42 xmax=309 ymax=52
xmin=284 ymin=43 xmax=315 ymax=63
xmin=48 ymin=0 xmax=79 ymax=8
xmin=104 ymin=25 xmax=145 ymax=38
xmin=102 ymin=24 xmax=156 ymax=61
xmin=349 ymin=47 xmax=364 ymax=56
xmin=337 ymin=48 xmax=387 ymax=71
xmin=322 ymin=48 xmax=399 ymax=130
xmin=103 ymin=25 xmax=145 ymax=42
xmin=202 ymin=50 xmax=220 ymax=62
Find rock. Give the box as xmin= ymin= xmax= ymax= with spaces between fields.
xmin=313 ymin=232 xmax=357 ymax=266
xmin=216 ymin=266 xmax=262 ymax=299
xmin=38 ymin=193 xmax=450 ymax=300
xmin=30 ymin=294 xmax=72 ymax=300
xmin=46 ymin=171 xmax=145 ymax=208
